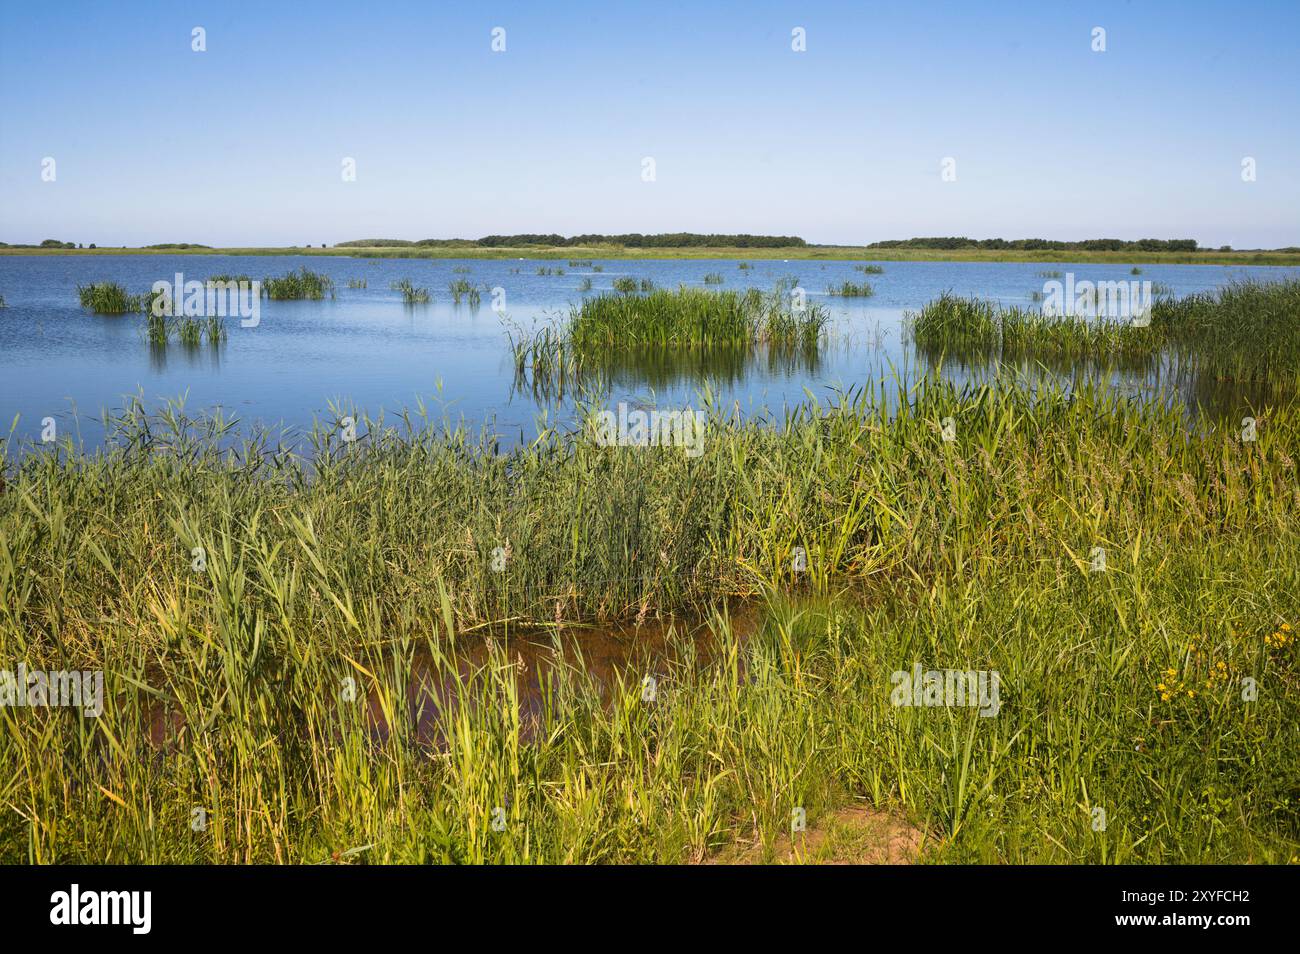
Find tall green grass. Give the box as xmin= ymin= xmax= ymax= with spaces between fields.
xmin=910 ymin=280 xmax=1300 ymax=383
xmin=77 ymin=282 xmax=143 ymax=313
xmin=391 ymin=279 xmax=430 ymax=303
xmin=262 ymin=267 xmax=335 ymax=300
xmin=828 ymin=281 xmax=874 ymax=297
xmin=448 ymin=279 xmax=480 ymax=305
xmin=2 ymin=375 xmax=1297 ymax=862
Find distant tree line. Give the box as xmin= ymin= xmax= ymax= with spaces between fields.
xmin=336 ymin=233 xmax=807 ymax=249
xmin=867 ymin=237 xmax=1204 ymax=252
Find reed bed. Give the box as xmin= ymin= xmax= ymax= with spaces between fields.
xmin=448 ymin=279 xmax=480 ymax=305
xmin=828 ymin=281 xmax=874 ymax=297
xmin=391 ymin=279 xmax=431 ymax=304
xmin=77 ymin=282 xmax=144 ymax=314
xmin=854 ymin=264 xmax=885 ymax=274
xmin=508 ymin=285 xmax=828 ymax=394
xmin=346 ymin=278 xmax=368 ymax=289
xmin=910 ymin=280 xmax=1300 ymax=382
xmin=2 ymin=374 xmax=1298 ymax=863
xmin=261 ymin=267 xmax=335 ymax=300
xmin=703 ymin=272 xmax=724 ymax=284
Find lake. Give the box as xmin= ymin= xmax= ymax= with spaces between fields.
xmin=3 ymin=254 xmax=1297 ymax=447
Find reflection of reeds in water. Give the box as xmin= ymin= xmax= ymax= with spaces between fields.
xmin=513 ymin=339 xmax=824 ymax=402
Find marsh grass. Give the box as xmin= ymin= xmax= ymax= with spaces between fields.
xmin=391 ymin=279 xmax=431 ymax=304
xmin=854 ymin=264 xmax=884 ymax=274
xmin=510 ymin=283 xmax=829 ymax=393
xmin=828 ymin=281 xmax=874 ymax=297
xmin=703 ymin=272 xmax=724 ymax=284
xmin=77 ymin=282 xmax=143 ymax=314
xmin=911 ymin=280 xmax=1300 ymax=383
xmin=3 ymin=375 xmax=1298 ymax=862
xmin=262 ymin=267 xmax=335 ymax=300
xmin=578 ymin=277 xmax=593 ymax=292
xmin=346 ymin=278 xmax=368 ymax=289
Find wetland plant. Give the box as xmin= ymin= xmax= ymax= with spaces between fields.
xmin=77 ymin=282 xmax=143 ymax=314
xmin=261 ymin=267 xmax=335 ymax=300
xmin=828 ymin=281 xmax=875 ymax=297
xmin=392 ymin=279 xmax=431 ymax=303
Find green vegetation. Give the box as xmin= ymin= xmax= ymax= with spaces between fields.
xmin=514 ymin=283 xmax=829 ymax=376
xmin=346 ymin=278 xmax=367 ymax=289
xmin=144 ymin=311 xmax=226 ymax=346
xmin=703 ymin=273 xmax=724 ymax=284
xmin=578 ymin=278 xmax=593 ymax=292
xmin=828 ymin=281 xmax=874 ymax=297
xmin=391 ymin=279 xmax=431 ymax=304
xmin=854 ymin=264 xmax=884 ymax=274
xmin=874 ymin=236 xmax=1202 ymax=253
xmin=3 ymin=374 xmax=1298 ymax=862
xmin=910 ymin=279 xmax=1300 ymax=383
xmin=336 ymin=233 xmax=807 ymax=249
xmin=77 ymin=282 xmax=144 ymax=314
xmin=262 ymin=267 xmax=335 ymax=300
xmin=448 ymin=279 xmax=480 ymax=306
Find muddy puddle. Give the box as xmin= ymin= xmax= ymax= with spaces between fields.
xmin=143 ymin=605 xmax=759 ymax=749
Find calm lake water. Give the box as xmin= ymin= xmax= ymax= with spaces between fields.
xmin=2 ymin=254 xmax=1298 ymax=448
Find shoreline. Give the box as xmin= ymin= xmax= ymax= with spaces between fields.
xmin=3 ymin=245 xmax=1300 ymax=266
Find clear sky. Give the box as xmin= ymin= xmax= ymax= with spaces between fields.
xmin=1 ymin=0 xmax=1297 ymax=248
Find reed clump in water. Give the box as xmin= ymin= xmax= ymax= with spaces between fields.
xmin=448 ymin=279 xmax=480 ymax=305
xmin=703 ymin=272 xmax=724 ymax=285
xmin=347 ymin=278 xmax=368 ymax=289
xmin=854 ymin=264 xmax=884 ymax=274
xmin=911 ymin=279 xmax=1300 ymax=383
xmin=391 ymin=279 xmax=431 ymax=303
xmin=77 ymin=282 xmax=144 ymax=314
xmin=828 ymin=281 xmax=874 ymax=297
xmin=262 ymin=267 xmax=335 ymax=300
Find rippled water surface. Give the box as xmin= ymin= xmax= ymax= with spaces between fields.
xmin=2 ymin=254 xmax=1297 ymax=445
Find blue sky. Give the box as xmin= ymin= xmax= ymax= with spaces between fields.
xmin=1 ymin=0 xmax=1297 ymax=247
